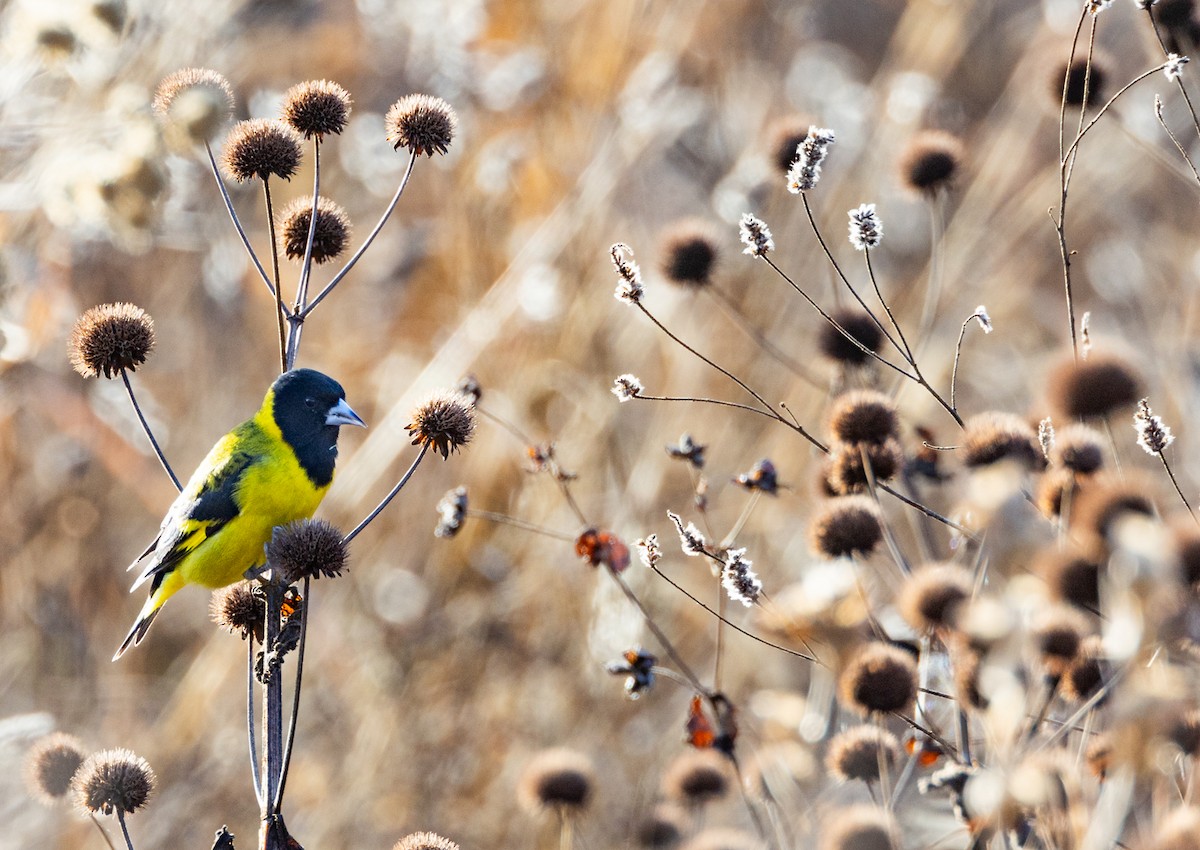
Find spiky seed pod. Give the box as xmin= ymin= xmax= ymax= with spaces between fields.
xmin=828 ymin=390 xmax=899 ymax=445
xmin=636 ymin=804 xmax=688 ymax=849
xmin=1070 ymin=478 xmax=1156 ymax=542
xmin=281 ymin=79 xmax=352 ymax=138
xmin=406 ymin=392 xmax=476 ymax=459
xmin=434 ymin=486 xmax=469 ymax=538
xmin=1047 ymin=353 xmax=1142 ymax=419
xmin=819 ymin=806 xmax=899 ymax=850
xmin=386 ymin=94 xmax=457 ymax=156
xmin=392 ymin=832 xmax=461 ymax=850
xmin=222 ymin=119 xmax=302 ymax=182
xmin=153 ymin=67 xmax=234 ymax=118
xmin=267 ymin=519 xmax=347 ymax=583
xmin=1036 ymin=468 xmax=1074 ymax=521
xmin=153 ymin=67 xmax=235 ymax=145
xmin=897 ymin=130 xmax=963 ymax=195
xmin=1169 ymin=709 xmax=1200 ymax=756
xmin=818 ymin=309 xmax=883 ymax=365
xmin=517 ymin=748 xmax=595 ymax=816
xmin=825 ymin=725 xmax=900 ymax=783
xmin=1051 ymin=423 xmax=1106 ymax=474
xmin=661 ymin=749 xmax=731 ymax=806
xmin=658 ymin=220 xmax=719 ymax=288
xmin=961 ymin=412 xmax=1046 ymax=470
xmin=1033 ymin=606 xmax=1090 ymax=680
xmin=825 ymin=439 xmax=905 ymax=494
xmin=68 ymin=303 xmax=155 ymax=379
xmin=898 ymin=563 xmax=973 ymax=632
xmin=73 ymin=749 xmax=155 ymax=816
xmin=210 ymin=582 xmax=265 ymax=641
xmin=809 ymin=496 xmax=884 ymax=559
xmin=839 ymin=642 xmax=918 ymax=715
xmin=1061 ymin=635 xmax=1107 ymax=702
xmin=766 ymin=114 xmax=815 ymax=175
xmin=25 ymin=733 xmax=86 ymax=805
xmin=1054 ymin=57 xmax=1107 ymax=107
xmin=279 ymin=196 xmax=351 ymax=264
xmin=1035 ymin=546 xmax=1101 ymax=610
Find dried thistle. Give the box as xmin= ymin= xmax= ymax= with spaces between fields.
xmin=386 ymin=94 xmax=457 ymax=156
xmin=406 ymin=392 xmax=476 ymax=459
xmin=69 ymin=303 xmax=155 ymax=379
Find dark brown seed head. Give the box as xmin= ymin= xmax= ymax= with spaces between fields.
xmin=659 ymin=220 xmax=719 ymax=288
xmin=1169 ymin=709 xmax=1200 ymax=756
xmin=839 ymin=642 xmax=918 ymax=715
xmin=1086 ymin=733 xmax=1112 ymax=779
xmin=819 ymin=806 xmax=899 ymax=850
xmin=279 ymin=196 xmax=351 ymax=264
xmin=825 ymin=725 xmax=900 ymax=783
xmin=1054 ymin=57 xmax=1107 ymax=108
xmin=267 ymin=519 xmax=347 ymax=583
xmin=1033 ymin=606 xmax=1090 ymax=680
xmin=282 ymin=79 xmax=352 ymax=138
xmin=73 ymin=748 xmax=155 ymax=816
xmin=828 ymin=390 xmax=899 ymax=445
xmin=392 ymin=832 xmax=461 ymax=850
xmin=153 ymin=67 xmax=234 ymax=118
xmin=952 ymin=644 xmax=988 ymax=710
xmin=25 ymin=733 xmax=86 ymax=805
xmin=897 ymin=130 xmax=963 ymax=195
xmin=210 ymin=582 xmax=265 ymax=641
xmin=809 ymin=496 xmax=883 ymax=559
xmin=406 ymin=391 xmax=476 ymax=460
xmin=222 ymin=118 xmax=302 ymax=182
xmin=1070 ymin=478 xmax=1156 ymax=543
xmin=1061 ymin=635 xmax=1107 ymax=702
xmin=1036 ymin=546 xmax=1101 ymax=610
xmin=825 ymin=439 xmax=904 ymax=495
xmin=898 ymin=563 xmax=973 ymax=632
xmin=386 ymin=94 xmax=457 ymax=157
xmin=1174 ymin=521 xmax=1200 ymax=586
xmin=1047 ymin=353 xmax=1142 ymax=420
xmin=517 ymin=748 xmax=595 ymax=815
xmin=637 ymin=804 xmax=688 ymax=849
xmin=68 ymin=302 xmax=155 ymax=379
xmin=153 ymin=68 xmax=234 ymax=144
xmin=961 ymin=412 xmax=1045 ymax=470
xmin=766 ymin=114 xmax=815 ymax=175
xmin=819 ymin=309 xmax=883 ymax=366
xmin=1036 ymin=468 xmax=1074 ymax=521
xmin=1156 ymin=0 xmax=1197 ymax=28
xmin=661 ymin=749 xmax=731 ymax=806
xmin=1051 ymin=423 xmax=1106 ymax=474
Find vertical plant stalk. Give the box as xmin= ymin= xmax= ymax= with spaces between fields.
xmin=1156 ymin=452 xmax=1198 ymax=521
xmin=1144 ymin=8 xmax=1200 ymax=142
xmin=949 ymin=313 xmax=977 ymax=414
xmin=116 ymin=811 xmax=136 ymax=850
xmin=121 ymin=369 xmax=182 ymax=492
xmin=260 ymin=177 xmax=287 ymax=374
xmin=273 ymin=575 xmax=312 ymax=811
xmin=88 ymin=814 xmax=119 ymax=850
xmin=703 ymin=286 xmax=822 ymax=388
xmin=863 ymin=250 xmax=916 ymax=365
xmin=247 ymin=635 xmax=263 ymax=807
xmin=285 ymin=136 xmax=323 ymax=371
xmin=261 ymin=580 xmax=285 ymax=825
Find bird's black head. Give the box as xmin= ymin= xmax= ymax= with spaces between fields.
xmin=270 ymin=368 xmax=366 ymax=487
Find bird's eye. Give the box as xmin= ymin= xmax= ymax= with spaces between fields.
xmin=305 ymin=397 xmax=318 ymax=410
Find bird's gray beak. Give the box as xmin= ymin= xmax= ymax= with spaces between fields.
xmin=326 ymin=398 xmax=367 ymax=428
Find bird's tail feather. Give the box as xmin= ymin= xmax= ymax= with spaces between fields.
xmin=112 ymin=602 xmax=162 ymax=661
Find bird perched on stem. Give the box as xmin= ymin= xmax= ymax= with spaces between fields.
xmin=114 ymin=368 xmax=365 ymax=659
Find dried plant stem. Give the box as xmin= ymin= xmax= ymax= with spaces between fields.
xmin=949 ymin=313 xmax=976 ymax=413
xmin=116 ymin=811 xmax=135 ymax=850
xmin=247 ymin=637 xmax=263 ymax=807
xmin=342 ymin=444 xmax=430 ymax=544
xmin=89 ymin=814 xmax=119 ymax=850
xmin=260 ymin=177 xmax=287 ymax=373
xmin=262 ymin=580 xmax=285 ymax=820
xmin=720 ymin=490 xmax=760 ymax=549
xmin=273 ymin=575 xmax=311 ymax=812
xmin=1146 ymin=9 xmax=1200 ymax=142
xmin=1157 ymin=452 xmax=1198 ymax=521
xmin=875 ymin=714 xmax=894 ymax=810
xmin=878 ymin=481 xmax=973 ymax=536
xmin=635 ymin=393 xmax=788 ymax=424
xmin=606 ymin=568 xmax=706 ymax=691
xmin=285 ymin=136 xmax=322 ymax=371
xmin=863 ymin=250 xmax=915 ymax=364
xmin=467 ymin=510 xmax=577 ymax=541
xmin=120 ymin=369 xmax=181 ymax=492
xmin=704 ymin=285 xmax=822 ymax=388
xmin=1154 ymin=96 xmax=1200 ymax=188
xmin=559 ymin=813 xmax=573 ymax=850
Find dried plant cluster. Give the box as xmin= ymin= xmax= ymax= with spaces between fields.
xmin=11 ymin=2 xmax=1200 ymax=850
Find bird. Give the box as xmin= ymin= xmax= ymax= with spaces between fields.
xmin=113 ymin=368 xmax=366 ymax=660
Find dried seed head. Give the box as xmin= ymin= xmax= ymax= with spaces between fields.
xmin=1054 ymin=57 xmax=1107 ymax=107
xmin=1071 ymin=478 xmax=1157 ymax=542
xmin=612 ymin=374 xmax=644 ymax=402
xmin=898 ymin=563 xmax=973 ymax=632
xmin=787 ymin=126 xmax=836 ymax=193
xmin=766 ymin=114 xmax=816 ymax=174
xmin=68 ymin=302 xmax=155 ymax=379
xmin=386 ymin=94 xmax=456 ymax=156
xmin=1061 ymin=635 xmax=1107 ymax=702
xmin=1033 ymin=605 xmax=1090 ymax=680
xmin=666 ymin=433 xmax=706 ymax=469
xmin=279 ymin=196 xmax=351 ymax=264
xmin=825 ymin=725 xmax=900 ymax=783
xmin=828 ymin=390 xmax=899 ymax=445
xmin=1165 ymin=53 xmax=1190 ymax=81
xmin=611 ymin=243 xmax=645 ymax=303
xmin=1051 ymin=423 xmax=1105 ymax=474
xmin=818 ymin=309 xmax=883 ymax=366
xmin=636 ymin=534 xmax=662 ymax=569
xmin=209 ymin=582 xmax=265 ymax=641
xmin=455 ymin=374 xmax=482 ymax=404
xmin=952 ymin=644 xmax=988 ymax=710
xmin=825 ymin=439 xmax=904 ymax=495
xmin=847 ymin=203 xmax=883 ymax=251
xmin=153 ymin=68 xmax=235 ymax=145
xmin=961 ymin=412 xmax=1045 ymax=470
xmin=1135 ymin=398 xmax=1175 ymax=455
xmin=268 ymin=519 xmax=347 ymax=583
xmin=668 ymin=511 xmax=707 ymax=557
xmin=1169 ymin=709 xmax=1200 ymax=756
xmin=517 ymin=748 xmax=595 ymax=816
xmin=721 ymin=548 xmax=762 ymax=607
xmin=1174 ymin=521 xmax=1200 ymax=586
xmin=1047 ymin=353 xmax=1142 ymax=419
xmin=25 ymin=733 xmax=86 ymax=805
xmin=897 ymin=130 xmax=964 ymax=194
xmin=1035 ymin=546 xmax=1101 ymax=610
xmin=819 ymin=806 xmax=899 ymax=850
xmin=392 ymin=832 xmax=461 ymax=850
xmin=659 ymin=220 xmax=719 ymax=288
xmin=434 ymin=486 xmax=468 ymax=538
xmin=407 ymin=391 xmax=476 ymax=459
xmin=733 ymin=458 xmax=780 ymax=495
xmin=636 ymin=803 xmax=688 ymax=849
xmin=1085 ymin=733 xmax=1112 ymax=779
xmin=662 ymin=749 xmax=731 ymax=806
xmin=810 ymin=496 xmax=884 ymax=559
xmin=1036 ymin=467 xmax=1074 ymax=520
xmin=281 ymin=79 xmax=352 ymax=138
xmin=839 ymin=642 xmax=918 ymax=715
xmin=222 ymin=118 xmax=302 ymax=182
xmin=738 ymin=213 xmax=774 ymax=257
xmin=73 ymin=749 xmax=155 ymax=816
xmin=91 ymin=0 xmax=127 ymax=34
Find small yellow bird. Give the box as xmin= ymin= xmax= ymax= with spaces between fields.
xmin=114 ymin=368 xmax=365 ymax=659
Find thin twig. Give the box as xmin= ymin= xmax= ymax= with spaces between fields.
xmin=273 ymin=575 xmax=311 ymax=812
xmin=342 ymin=444 xmax=430 ymax=545
xmin=1154 ymin=94 xmax=1200 ymax=188
xmin=261 ymin=177 xmax=287 ymax=374
xmin=467 ymin=509 xmax=578 ymax=541
xmin=247 ymin=636 xmax=263 ymax=807
xmin=285 ymin=136 xmax=322 ymax=370
xmin=120 ymin=370 xmax=181 ymax=492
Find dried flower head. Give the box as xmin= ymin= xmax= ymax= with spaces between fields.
xmin=739 ymin=213 xmax=774 ymax=257
xmin=825 ymin=439 xmax=904 ymax=494
xmin=1061 ymin=635 xmax=1107 ymax=702
xmin=455 ymin=373 xmax=482 ymax=404
xmin=636 ymin=534 xmax=662 ymax=569
xmin=434 ymin=486 xmax=468 ymax=538
xmin=222 ymin=119 xmax=302 ymax=182
xmin=1054 ymin=56 xmax=1107 ymax=107
xmin=1165 ymin=53 xmax=1190 ymax=80
xmin=279 ymin=196 xmax=351 ymax=264
xmin=25 ymin=733 xmax=86 ymax=805
xmin=961 ymin=412 xmax=1045 ymax=470
xmin=721 ymin=548 xmax=762 ymax=607
xmin=898 ymin=563 xmax=973 ymax=632
xmin=606 ymin=647 xmax=657 ymax=699
xmin=897 ymin=130 xmax=964 ymax=194
xmin=839 ymin=642 xmax=918 ymax=715
xmin=668 ymin=510 xmax=707 ymax=557
xmin=152 ymin=68 xmax=235 ymax=145
xmin=1090 ymin=0 xmax=1115 ymax=14
xmin=392 ymin=832 xmax=461 ymax=850
xmin=819 ymin=309 xmax=884 ymax=365
xmin=819 ymin=806 xmax=899 ymax=850
xmin=575 ymin=528 xmax=631 ymax=573
xmin=659 ymin=220 xmax=719 ymax=288
xmin=268 ymin=518 xmax=347 ymax=583
xmin=68 ymin=303 xmax=155 ymax=379
xmin=662 ymin=749 xmax=731 ymax=806
xmin=1039 ymin=417 xmax=1056 ymax=459
xmin=1048 ymin=352 xmax=1142 ymax=419
xmin=1174 ymin=521 xmax=1200 ymax=586
xmin=386 ymin=94 xmax=456 ymax=156
xmin=973 ymin=305 xmax=993 ymax=334
xmin=666 ymin=433 xmax=706 ymax=468
xmin=766 ymin=114 xmax=816 ymax=174
xmin=828 ymin=390 xmax=899 ymax=445
xmin=952 ymin=644 xmax=987 ymax=710
xmin=826 ymin=725 xmax=900 ymax=783
xmin=73 ymin=749 xmax=155 ymax=816
xmin=210 ymin=582 xmax=265 ymax=641
xmin=1033 ymin=605 xmax=1090 ymax=680
xmin=407 ymin=391 xmax=476 ymax=459
xmin=734 ymin=458 xmax=780 ymax=495
xmin=1051 ymin=423 xmax=1105 ymax=474
xmin=517 ymin=748 xmax=595 ymax=815
xmin=636 ymin=803 xmax=688 ymax=849
xmin=810 ymin=496 xmax=884 ymax=559
xmin=1135 ymin=398 xmax=1175 ymax=455
xmin=1071 ymin=478 xmax=1157 ymax=542
xmin=91 ymin=0 xmax=127 ymax=34
xmin=612 ymin=373 xmax=644 ymax=402
xmin=1035 ymin=546 xmax=1101 ymax=610
xmin=611 ymin=242 xmax=645 ymax=303
xmin=787 ymin=126 xmax=836 ymax=193
xmin=1169 ymin=709 xmax=1200 ymax=756
xmin=1036 ymin=467 xmax=1074 ymax=520
xmin=282 ymin=79 xmax=352 ymax=138
xmin=847 ymin=203 xmax=883 ymax=250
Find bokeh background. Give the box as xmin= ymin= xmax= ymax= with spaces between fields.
xmin=3 ymin=0 xmax=1199 ymax=847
